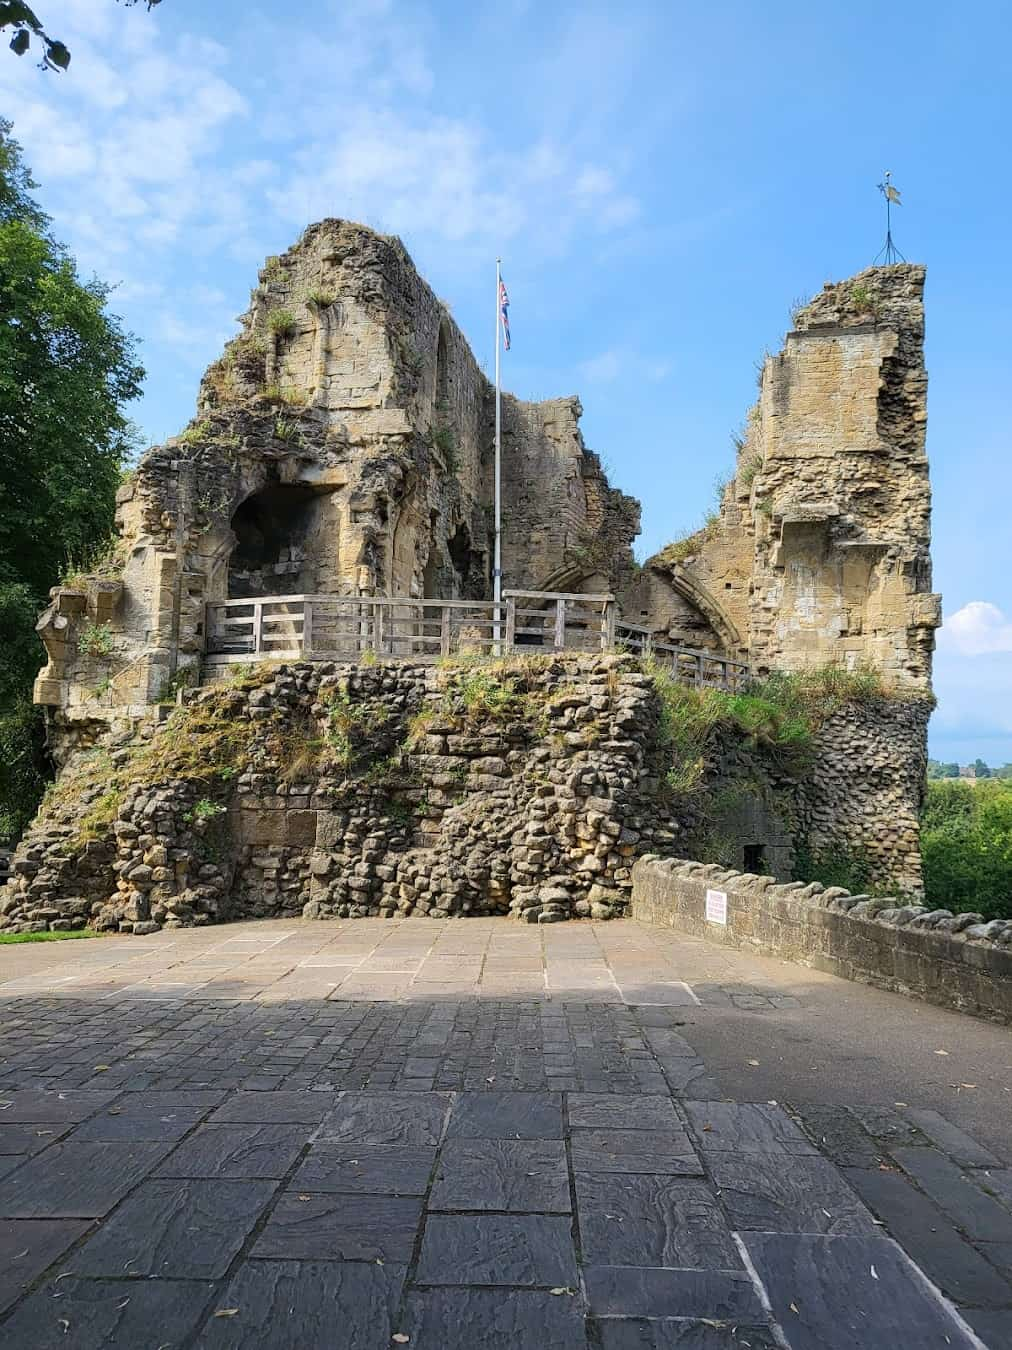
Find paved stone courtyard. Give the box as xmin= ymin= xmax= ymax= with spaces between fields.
xmin=0 ymin=919 xmax=1010 ymax=1347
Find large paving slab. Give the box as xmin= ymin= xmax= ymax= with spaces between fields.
xmin=0 ymin=917 xmax=1008 ymax=1347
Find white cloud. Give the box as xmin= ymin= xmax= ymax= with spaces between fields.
xmin=940 ymin=601 xmax=1012 ymax=656
xmin=579 ymin=350 xmax=624 ymax=382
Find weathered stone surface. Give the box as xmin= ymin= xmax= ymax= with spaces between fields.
xmin=903 ymin=1109 xmax=1001 ymax=1167
xmin=199 ymin=1259 xmax=406 ymax=1350
xmin=289 ymin=1143 xmax=436 ymax=1195
xmin=567 ymin=1094 xmax=682 ymax=1132
xmin=741 ymin=1232 xmax=979 ymax=1349
xmin=596 ymin=1321 xmax=779 ymax=1349
xmin=446 ymin=1091 xmax=563 ymax=1139
xmin=401 ymin=1287 xmax=589 ymax=1350
xmin=317 ymin=1090 xmax=449 ymax=1145
xmin=154 ymin=1123 xmax=308 ymax=1179
xmin=684 ymin=1102 xmax=817 ymax=1155
xmin=0 ymin=1276 xmax=215 ymax=1350
xmin=0 ymin=1218 xmax=91 ymax=1315
xmin=570 ymin=1128 xmax=701 ymax=1176
xmin=0 ymin=1140 xmax=172 ymax=1217
xmin=584 ymin=1266 xmax=764 ymax=1321
xmin=251 ymin=1192 xmax=422 ymax=1262
xmin=416 ymin=1213 xmax=578 ymax=1286
xmin=707 ymin=1155 xmax=877 ymax=1235
xmin=845 ymin=1166 xmax=1012 ymax=1307
xmin=891 ymin=1147 xmax=1012 ymax=1242
xmin=429 ymin=1139 xmax=570 ymax=1212
xmin=68 ymin=1178 xmax=276 ymax=1278
xmin=575 ymin=1174 xmax=739 ymax=1268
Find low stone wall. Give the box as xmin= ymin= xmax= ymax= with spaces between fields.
xmin=631 ymin=857 xmax=1012 ymax=1023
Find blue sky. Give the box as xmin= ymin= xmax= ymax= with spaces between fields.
xmin=6 ymin=0 xmax=1011 ymax=764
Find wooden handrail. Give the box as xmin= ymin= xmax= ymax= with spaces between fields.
xmin=204 ymin=590 xmax=751 ymax=688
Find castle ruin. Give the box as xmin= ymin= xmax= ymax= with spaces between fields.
xmin=1 ymin=223 xmax=941 ymax=934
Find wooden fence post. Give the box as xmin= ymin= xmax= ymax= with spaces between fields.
xmin=601 ymin=598 xmax=616 ymax=651
xmin=504 ymin=596 xmax=516 ymax=653
xmin=553 ymin=597 xmax=566 ymax=651
xmin=302 ymin=599 xmax=313 ymax=658
xmin=373 ymin=602 xmax=383 ymax=657
xmin=440 ymin=605 xmax=451 ymax=657
xmin=252 ymin=600 xmax=264 ymax=657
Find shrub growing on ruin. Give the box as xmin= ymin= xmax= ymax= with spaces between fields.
xmin=266 ymin=308 xmax=297 ymax=338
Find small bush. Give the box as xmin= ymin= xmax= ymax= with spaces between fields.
xmin=849 ymin=283 xmax=880 ymax=317
xmin=60 ymin=533 xmax=125 ymax=590
xmin=646 ymin=660 xmax=886 ymax=799
xmin=184 ymin=797 xmax=227 ymax=825
xmin=432 ymin=424 xmax=458 ymax=471
xmin=178 ymin=420 xmax=212 ymax=446
xmin=267 ymin=308 xmax=297 ymax=338
xmin=323 ymin=690 xmax=391 ymax=771
xmin=793 ymin=842 xmax=885 ymax=895
xmin=274 ymin=417 xmax=299 ymax=443
xmin=78 ymin=622 xmax=114 ymax=659
xmin=306 ymin=288 xmax=335 ymax=306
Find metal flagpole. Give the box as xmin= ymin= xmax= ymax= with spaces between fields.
xmin=493 ymin=257 xmax=502 ymax=653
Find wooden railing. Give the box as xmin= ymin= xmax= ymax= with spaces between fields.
xmin=614 ymin=620 xmax=750 ymax=691
xmin=204 ymin=590 xmax=750 ymax=690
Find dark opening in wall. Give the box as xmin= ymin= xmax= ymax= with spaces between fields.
xmin=743 ymin=843 xmax=766 ymax=872
xmin=229 ymin=483 xmax=320 ymax=599
xmin=447 ymin=522 xmax=486 ymax=600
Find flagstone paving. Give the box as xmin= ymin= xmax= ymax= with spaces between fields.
xmin=0 ymin=918 xmax=1009 ymax=1347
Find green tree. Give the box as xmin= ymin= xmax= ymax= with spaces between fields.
xmin=0 ymin=120 xmax=143 ymax=841
xmin=1 ymin=1 xmax=161 ymax=71
xmin=921 ymin=778 xmax=1012 ymax=920
xmin=940 ymin=761 xmax=960 ymax=778
xmin=973 ymin=757 xmax=991 ymax=779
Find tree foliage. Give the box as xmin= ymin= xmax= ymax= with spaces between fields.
xmin=0 ymin=1 xmax=161 ymax=71
xmin=921 ymin=778 xmax=1012 ymax=921
xmin=0 ymin=120 xmax=143 ymax=841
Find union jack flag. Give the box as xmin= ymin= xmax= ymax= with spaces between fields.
xmin=499 ymin=277 xmax=511 ymax=351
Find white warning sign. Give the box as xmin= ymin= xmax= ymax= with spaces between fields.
xmin=705 ymin=888 xmax=728 ymax=925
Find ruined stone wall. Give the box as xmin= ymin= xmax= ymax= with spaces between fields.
xmin=32 ymin=221 xmax=638 ymax=756
xmin=5 ymin=657 xmax=681 ymax=934
xmin=2 ymin=656 xmax=930 ymax=936
xmin=624 ymin=265 xmax=941 ymax=690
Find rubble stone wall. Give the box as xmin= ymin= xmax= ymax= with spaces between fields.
xmin=631 ymin=857 xmax=1012 ymax=1024
xmin=2 ymin=656 xmax=931 ymax=935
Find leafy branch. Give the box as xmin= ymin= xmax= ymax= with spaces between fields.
xmin=1 ymin=1 xmax=162 ymax=72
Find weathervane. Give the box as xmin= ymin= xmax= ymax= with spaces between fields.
xmin=874 ymin=171 xmax=905 ymax=264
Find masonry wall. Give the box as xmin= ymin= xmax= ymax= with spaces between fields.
xmin=2 ymin=655 xmax=932 ymax=936
xmin=631 ymin=857 xmax=1012 ymax=1024
xmin=624 ymin=265 xmax=941 ymax=689
xmin=31 ymin=221 xmax=639 ymax=761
